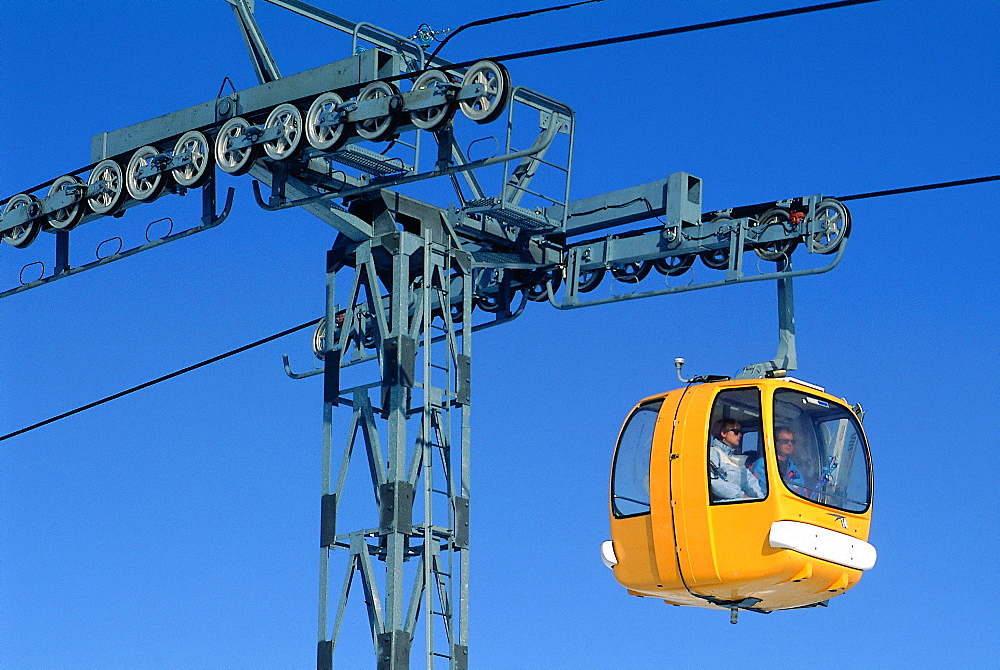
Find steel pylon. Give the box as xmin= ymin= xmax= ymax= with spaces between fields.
xmin=316 ymin=202 xmax=472 ymax=669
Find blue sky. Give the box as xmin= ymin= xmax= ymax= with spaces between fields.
xmin=1 ymin=1 xmax=997 ymax=667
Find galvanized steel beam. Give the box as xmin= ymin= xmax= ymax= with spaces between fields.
xmin=259 ymin=0 xmax=458 ymax=72
xmin=549 ymin=172 xmax=702 ymax=237
xmin=90 ymin=50 xmax=387 ymax=163
xmin=317 ymin=206 xmax=472 ymax=669
xmin=250 ymin=164 xmax=373 ymax=241
xmin=226 ymin=0 xmax=283 ymax=84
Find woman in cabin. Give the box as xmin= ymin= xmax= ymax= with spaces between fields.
xmin=708 ymin=419 xmax=764 ymax=502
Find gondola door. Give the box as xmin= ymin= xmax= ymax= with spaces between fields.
xmin=670 ymin=384 xmax=776 ymax=604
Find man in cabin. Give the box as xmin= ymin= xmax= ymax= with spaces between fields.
xmin=750 ymin=426 xmax=807 ymax=496
xmin=708 ymin=419 xmax=764 ymax=502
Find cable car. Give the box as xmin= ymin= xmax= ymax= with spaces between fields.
xmin=602 ymin=376 xmax=874 ymax=620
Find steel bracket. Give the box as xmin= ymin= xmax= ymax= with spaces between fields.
xmin=379 ymin=482 xmax=414 ymax=535
xmin=376 ymin=630 xmax=410 ymax=670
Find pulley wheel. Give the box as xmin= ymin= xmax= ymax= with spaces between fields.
xmin=87 ymin=159 xmax=125 ymax=215
xmin=126 ymin=145 xmax=166 ymax=202
xmin=700 ymin=248 xmax=730 ymax=270
xmin=810 ymin=198 xmax=851 ymax=254
xmin=474 ymin=267 xmax=510 ymax=312
xmin=459 ymin=60 xmax=511 ymax=124
xmin=611 ymin=261 xmax=652 ymax=283
xmin=2 ymin=194 xmax=42 ymax=248
xmin=171 ymin=131 xmax=212 ymax=188
xmin=355 ymin=81 xmax=401 ymax=142
xmin=46 ymin=175 xmax=85 ymax=231
xmin=264 ymin=103 xmax=304 ymax=160
xmin=475 ymin=288 xmax=513 ymax=313
xmin=525 ymin=268 xmax=562 ymax=302
xmin=474 ymin=292 xmax=501 ymax=312
xmin=577 ymin=267 xmax=606 ymax=293
xmin=430 ymin=300 xmax=470 ymax=324
xmin=306 ymin=92 xmax=347 ymax=151
xmin=700 ymin=215 xmax=733 ymax=269
xmin=410 ymin=70 xmax=456 ymax=132
xmin=214 ymin=117 xmax=258 ymax=175
xmin=653 ymin=254 xmax=695 ymax=276
xmin=312 ymin=317 xmax=327 ymax=360
xmin=753 ymin=208 xmax=798 ymax=261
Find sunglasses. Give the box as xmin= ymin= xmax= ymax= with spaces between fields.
xmin=777 ymin=438 xmax=795 ymax=445
xmin=726 ymin=428 xmax=742 ymax=435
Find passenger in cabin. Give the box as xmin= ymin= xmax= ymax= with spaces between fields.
xmin=708 ymin=419 xmax=764 ymax=502
xmin=750 ymin=426 xmax=807 ymax=496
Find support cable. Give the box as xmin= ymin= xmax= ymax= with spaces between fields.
xmin=1 ymin=171 xmax=996 ymax=445
xmin=0 ymin=318 xmax=321 ymax=444
xmin=385 ymin=0 xmax=884 ymax=84
xmin=471 ymin=0 xmax=883 ymax=68
xmin=838 ymin=174 xmax=1000 ymax=201
xmin=424 ymin=0 xmax=604 ymax=65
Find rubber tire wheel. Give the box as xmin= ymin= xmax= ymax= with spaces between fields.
xmin=754 ymin=238 xmax=799 ymax=262
xmin=610 ymin=261 xmax=652 ymax=282
xmin=526 ymin=269 xmax=562 ymax=302
xmin=577 ymin=267 xmax=606 ymax=293
xmin=700 ymin=248 xmax=730 ymax=270
xmin=475 ymin=291 xmax=507 ymax=313
xmin=653 ymin=254 xmax=695 ymax=276
xmin=753 ymin=208 xmax=797 ymax=261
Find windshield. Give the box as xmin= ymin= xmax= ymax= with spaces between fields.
xmin=772 ymin=389 xmax=871 ymax=513
xmin=611 ymin=401 xmax=662 ymax=517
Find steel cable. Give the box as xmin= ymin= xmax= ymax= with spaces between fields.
xmin=2 ymin=171 xmax=997 ymax=445
xmin=0 ymin=318 xmax=321 ymax=444
xmin=0 ymin=0 xmax=992 ymax=445
xmin=837 ymin=174 xmax=1000 ymax=201
xmin=425 ymin=0 xmax=605 ymax=65
xmin=389 ymin=0 xmax=885 ymax=83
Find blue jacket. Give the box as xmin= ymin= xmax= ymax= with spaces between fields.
xmin=750 ymin=455 xmax=807 ymax=497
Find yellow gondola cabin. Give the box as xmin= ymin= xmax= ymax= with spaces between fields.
xmin=603 ymin=377 xmax=874 ymax=618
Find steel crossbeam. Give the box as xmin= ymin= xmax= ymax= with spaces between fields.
xmin=0 ymin=2 xmax=855 ymax=667
xmin=90 ymin=49 xmax=393 ymax=164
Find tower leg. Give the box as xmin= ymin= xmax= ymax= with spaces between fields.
xmin=317 ymin=216 xmax=472 ymax=668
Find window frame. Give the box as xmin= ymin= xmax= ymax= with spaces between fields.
xmin=611 ymin=400 xmax=663 ymax=519
xmin=706 ymin=386 xmax=769 ymax=506
xmin=771 ymin=388 xmax=873 ymax=514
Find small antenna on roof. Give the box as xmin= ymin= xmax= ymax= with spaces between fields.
xmin=675 ymin=357 xmax=692 ymax=383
